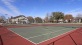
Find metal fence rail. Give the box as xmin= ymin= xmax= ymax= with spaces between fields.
xmin=47 ymin=29 xmax=81 ymax=45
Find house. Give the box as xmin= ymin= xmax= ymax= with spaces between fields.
xmin=64 ymin=19 xmax=73 ymax=23
xmin=53 ymin=19 xmax=63 ymax=23
xmin=8 ymin=15 xmax=29 ymax=24
xmin=75 ymin=17 xmax=82 ymax=23
xmin=58 ymin=19 xmax=63 ymax=23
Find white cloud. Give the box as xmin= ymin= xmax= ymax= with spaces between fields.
xmin=0 ymin=7 xmax=13 ymax=16
xmin=4 ymin=0 xmax=15 ymax=3
xmin=65 ymin=8 xmax=82 ymax=17
xmin=69 ymin=0 xmax=81 ymax=2
xmin=1 ymin=0 xmax=22 ymax=15
xmin=66 ymin=0 xmax=82 ymax=4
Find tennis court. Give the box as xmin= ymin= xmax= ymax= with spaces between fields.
xmin=8 ymin=26 xmax=77 ymax=44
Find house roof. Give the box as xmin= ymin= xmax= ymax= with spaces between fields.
xmin=11 ymin=15 xmax=25 ymax=19
xmin=75 ymin=17 xmax=82 ymax=20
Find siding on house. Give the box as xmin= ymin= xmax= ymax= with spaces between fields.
xmin=8 ymin=15 xmax=29 ymax=24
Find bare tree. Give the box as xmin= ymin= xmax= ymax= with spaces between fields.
xmin=0 ymin=16 xmax=6 ymax=23
xmin=75 ymin=14 xmax=82 ymax=23
xmin=27 ymin=16 xmax=34 ymax=23
xmin=44 ymin=13 xmax=50 ymax=23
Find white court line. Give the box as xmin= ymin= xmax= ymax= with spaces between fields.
xmin=1 ymin=25 xmax=37 ymax=44
xmin=7 ymin=27 xmax=69 ymax=44
xmin=7 ymin=28 xmax=37 ymax=45
xmin=28 ymin=28 xmax=71 ymax=39
xmin=7 ymin=27 xmax=78 ymax=45
xmin=37 ymin=28 xmax=79 ymax=44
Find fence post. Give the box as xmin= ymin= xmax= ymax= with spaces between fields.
xmin=69 ymin=34 xmax=77 ymax=45
xmin=0 ymin=35 xmax=3 ymax=45
xmin=48 ymin=42 xmax=54 ymax=45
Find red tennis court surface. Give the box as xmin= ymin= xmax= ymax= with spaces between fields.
xmin=0 ymin=24 xmax=82 ymax=45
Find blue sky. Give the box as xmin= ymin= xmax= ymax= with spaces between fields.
xmin=0 ymin=0 xmax=82 ymax=18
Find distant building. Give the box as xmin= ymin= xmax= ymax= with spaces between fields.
xmin=58 ymin=19 xmax=63 ymax=23
xmin=75 ymin=17 xmax=82 ymax=23
xmin=8 ymin=15 xmax=29 ymax=24
xmin=53 ymin=19 xmax=63 ymax=23
xmin=64 ymin=19 xmax=73 ymax=23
